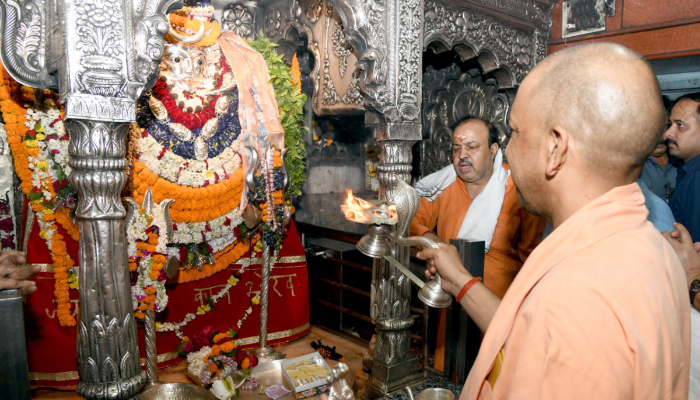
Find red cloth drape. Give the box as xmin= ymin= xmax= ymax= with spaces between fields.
xmin=23 ymin=212 xmax=309 ymax=389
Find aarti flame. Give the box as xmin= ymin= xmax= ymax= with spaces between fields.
xmin=341 ymin=189 xmax=372 ymax=223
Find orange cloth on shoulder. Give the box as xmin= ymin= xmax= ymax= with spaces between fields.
xmin=409 ymin=165 xmax=545 ymax=371
xmin=462 ymin=183 xmax=690 ymax=399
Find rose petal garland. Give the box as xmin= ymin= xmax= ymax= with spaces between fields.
xmin=0 ymin=67 xmax=76 ymax=326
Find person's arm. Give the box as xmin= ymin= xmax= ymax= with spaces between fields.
xmin=662 ymin=223 xmax=700 ymax=311
xmin=516 ymin=209 xmax=546 ymax=263
xmin=417 ymin=244 xmax=500 ymax=331
xmin=409 ymin=197 xmax=443 ymax=243
xmin=683 ymin=172 xmax=700 ymax=242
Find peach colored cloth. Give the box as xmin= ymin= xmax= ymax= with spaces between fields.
xmin=410 ymin=169 xmax=545 ymax=299
xmin=462 ymin=183 xmax=691 ymax=400
xmin=218 ymin=31 xmax=284 ymax=211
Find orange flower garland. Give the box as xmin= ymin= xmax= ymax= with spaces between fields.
xmin=291 ymin=53 xmax=302 ymax=93
xmin=0 ymin=65 xmax=76 ymax=326
xmin=132 ymin=161 xmax=245 ymax=223
xmin=175 ymin=233 xmax=257 ymax=284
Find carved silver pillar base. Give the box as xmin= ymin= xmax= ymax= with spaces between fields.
xmin=70 ymin=120 xmax=146 ymax=399
xmin=252 ymin=242 xmax=285 ymax=364
xmin=363 ymin=357 xmax=425 ymax=398
xmin=251 ymin=345 xmax=285 ymax=364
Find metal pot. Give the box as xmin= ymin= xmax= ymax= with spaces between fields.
xmin=405 ymin=386 xmax=455 ymax=400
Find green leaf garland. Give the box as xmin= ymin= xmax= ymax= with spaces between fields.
xmin=248 ymin=34 xmax=307 ymax=198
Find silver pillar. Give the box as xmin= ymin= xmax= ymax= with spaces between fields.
xmin=0 ymin=0 xmax=181 ymax=397
xmin=70 ymin=120 xmax=147 ymax=398
xmin=326 ymin=0 xmax=425 ymax=393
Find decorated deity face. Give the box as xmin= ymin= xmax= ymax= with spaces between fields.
xmin=162 ymin=44 xmax=207 ymax=92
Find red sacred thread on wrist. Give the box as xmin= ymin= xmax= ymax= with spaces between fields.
xmin=456 ymin=277 xmax=482 ymax=303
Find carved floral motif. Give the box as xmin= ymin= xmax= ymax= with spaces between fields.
xmin=397 ymin=0 xmax=421 ymax=121
xmin=222 ymin=4 xmax=254 ymax=39
xmin=342 ymin=73 xmax=362 ymax=105
xmin=264 ymin=6 xmax=282 ymax=38
xmin=331 ymin=19 xmax=351 ymax=78
xmin=75 ymin=0 xmax=126 ymax=96
xmin=305 ymin=0 xmax=323 ymax=22
xmin=15 ymin=5 xmax=42 ymax=73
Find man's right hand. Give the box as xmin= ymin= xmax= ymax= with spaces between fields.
xmin=417 ymin=243 xmax=472 ymax=296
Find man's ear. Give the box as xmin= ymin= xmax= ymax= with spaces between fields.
xmin=545 ymin=125 xmax=568 ymax=178
xmin=490 ymin=142 xmax=499 ymax=160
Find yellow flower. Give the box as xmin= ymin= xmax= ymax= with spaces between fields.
xmin=227 ymin=275 xmax=239 ymax=286
xmin=39 ymin=229 xmax=48 ymax=239
xmin=197 ymin=304 xmax=212 ymax=315
xmin=24 ymin=139 xmax=38 ymax=148
xmin=43 ymin=208 xmax=54 ymax=215
xmin=36 ymin=133 xmax=45 ymax=140
xmin=205 ymin=170 xmax=214 ymax=180
xmin=37 ymin=160 xmax=49 ymax=170
xmin=252 ymin=296 xmax=260 ymax=305
xmin=69 ymin=280 xmax=79 ymax=289
xmin=155 ymin=322 xmax=161 ymax=331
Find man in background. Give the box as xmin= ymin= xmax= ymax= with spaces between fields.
xmin=667 ymin=92 xmax=700 ymax=242
xmin=639 ymin=129 xmax=676 ymax=202
xmin=410 ymin=117 xmax=545 ymax=371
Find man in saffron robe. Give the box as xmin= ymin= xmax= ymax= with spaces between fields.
xmin=419 ymin=43 xmax=690 ymax=399
xmin=410 ymin=117 xmax=545 ymax=370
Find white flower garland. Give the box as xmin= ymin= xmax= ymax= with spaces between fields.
xmin=187 ymin=345 xmax=213 ymax=377
xmin=126 ymin=209 xmax=149 ymax=258
xmin=171 ymin=207 xmax=243 ymax=245
xmin=131 ymin=255 xmax=169 ymax=312
xmin=157 ymin=277 xmax=255 ymax=339
xmin=24 ymin=108 xmax=70 ymax=249
xmin=137 ymin=134 xmax=242 ymax=188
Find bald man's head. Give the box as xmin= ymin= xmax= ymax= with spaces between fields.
xmin=530 ymin=43 xmax=665 ymax=176
xmin=506 ymin=43 xmax=665 ymax=222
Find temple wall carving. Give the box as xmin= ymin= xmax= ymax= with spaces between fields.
xmin=218 ymin=0 xmax=364 ymax=116
xmin=418 ymin=0 xmax=556 ymax=178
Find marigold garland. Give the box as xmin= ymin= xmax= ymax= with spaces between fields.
xmin=165 ymin=14 xmax=221 ymax=48
xmin=132 ymin=161 xmax=244 ymax=223
xmin=0 ymin=65 xmax=76 ymax=326
xmin=291 ymin=53 xmax=302 ymax=93
xmin=176 ymin=233 xmax=257 ymax=284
